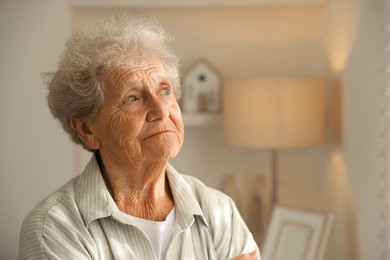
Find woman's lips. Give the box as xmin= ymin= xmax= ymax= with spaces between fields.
xmin=143 ymin=130 xmax=174 ymax=140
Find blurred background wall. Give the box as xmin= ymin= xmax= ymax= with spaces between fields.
xmin=0 ymin=0 xmax=383 ymax=259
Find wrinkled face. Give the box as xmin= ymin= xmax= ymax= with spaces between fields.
xmin=89 ymin=56 xmax=184 ymax=167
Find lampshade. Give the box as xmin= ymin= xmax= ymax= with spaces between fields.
xmin=223 ymin=78 xmax=325 ymax=149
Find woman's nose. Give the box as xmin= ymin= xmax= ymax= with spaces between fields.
xmin=146 ymin=97 xmax=170 ymax=122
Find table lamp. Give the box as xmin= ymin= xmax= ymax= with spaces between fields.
xmin=223 ymin=77 xmax=325 ymax=205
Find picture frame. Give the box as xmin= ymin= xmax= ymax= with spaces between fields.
xmin=262 ymin=206 xmax=333 ymax=260
xmin=181 ymin=58 xmax=223 ymax=114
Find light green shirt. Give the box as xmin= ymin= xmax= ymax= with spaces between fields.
xmin=19 ymin=155 xmax=260 ymax=259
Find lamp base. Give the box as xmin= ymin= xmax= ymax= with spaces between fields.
xmin=271 ymin=149 xmax=279 ymax=206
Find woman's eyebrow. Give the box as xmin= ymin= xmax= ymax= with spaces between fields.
xmin=152 ymin=74 xmax=172 ymax=85
xmin=121 ymin=72 xmax=144 ymax=88
xmin=116 ymin=78 xmax=143 ymax=100
xmin=149 ymin=68 xmax=169 ymax=79
xmin=118 ymin=70 xmax=170 ymax=95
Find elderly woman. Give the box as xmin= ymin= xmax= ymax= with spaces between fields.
xmin=19 ymin=13 xmax=260 ymax=260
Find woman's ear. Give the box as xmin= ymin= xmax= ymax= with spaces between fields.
xmin=69 ymin=118 xmax=100 ymax=150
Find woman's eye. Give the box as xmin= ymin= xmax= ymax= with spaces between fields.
xmin=161 ymin=88 xmax=171 ymax=95
xmin=127 ymin=96 xmax=138 ymax=103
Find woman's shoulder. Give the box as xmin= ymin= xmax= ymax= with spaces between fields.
xmin=170 ymin=169 xmax=235 ymax=211
xmin=19 ymin=176 xmax=100 ymax=259
xmin=28 ymin=177 xmax=78 ymax=214
xmin=182 ymin=174 xmax=228 ymax=196
xmin=20 ymin=177 xmax=81 ymax=240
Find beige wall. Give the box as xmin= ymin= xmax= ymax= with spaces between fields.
xmin=324 ymin=0 xmax=384 ymax=259
xmin=0 ymin=1 xmax=383 ymax=259
xmin=0 ymin=0 xmax=72 ymax=259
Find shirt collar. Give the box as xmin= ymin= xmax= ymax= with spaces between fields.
xmin=74 ymin=155 xmax=112 ymax=227
xmin=165 ymin=163 xmax=207 ymax=229
xmin=74 ymin=155 xmax=207 ymax=229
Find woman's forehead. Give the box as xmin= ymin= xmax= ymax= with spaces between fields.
xmin=103 ymin=59 xmax=169 ymax=91
xmin=116 ymin=65 xmax=168 ymax=85
xmin=120 ymin=55 xmax=166 ymax=75
xmin=128 ymin=55 xmax=165 ymax=71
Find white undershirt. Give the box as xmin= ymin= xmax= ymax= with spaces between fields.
xmin=117 ymin=208 xmax=176 ymax=260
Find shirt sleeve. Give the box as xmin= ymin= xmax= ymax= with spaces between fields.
xmin=228 ymin=198 xmax=261 ymax=259
xmin=203 ymin=189 xmax=261 ymax=260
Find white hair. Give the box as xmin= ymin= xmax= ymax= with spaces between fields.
xmin=44 ymin=12 xmax=181 ymax=151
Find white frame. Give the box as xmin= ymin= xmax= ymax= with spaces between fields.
xmin=262 ymin=206 xmax=333 ymax=260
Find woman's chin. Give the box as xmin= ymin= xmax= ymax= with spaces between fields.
xmin=146 ymin=143 xmax=181 ymax=162
xmin=141 ymin=135 xmax=182 ymax=161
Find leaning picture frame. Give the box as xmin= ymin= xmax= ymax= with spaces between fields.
xmin=262 ymin=206 xmax=333 ymax=260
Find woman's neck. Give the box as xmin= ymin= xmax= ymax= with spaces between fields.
xmin=95 ymin=152 xmax=174 ymax=221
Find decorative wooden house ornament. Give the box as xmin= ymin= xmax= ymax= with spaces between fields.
xmin=181 ymin=59 xmax=223 ymax=114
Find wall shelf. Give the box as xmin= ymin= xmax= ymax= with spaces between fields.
xmin=182 ymin=113 xmax=222 ymax=127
